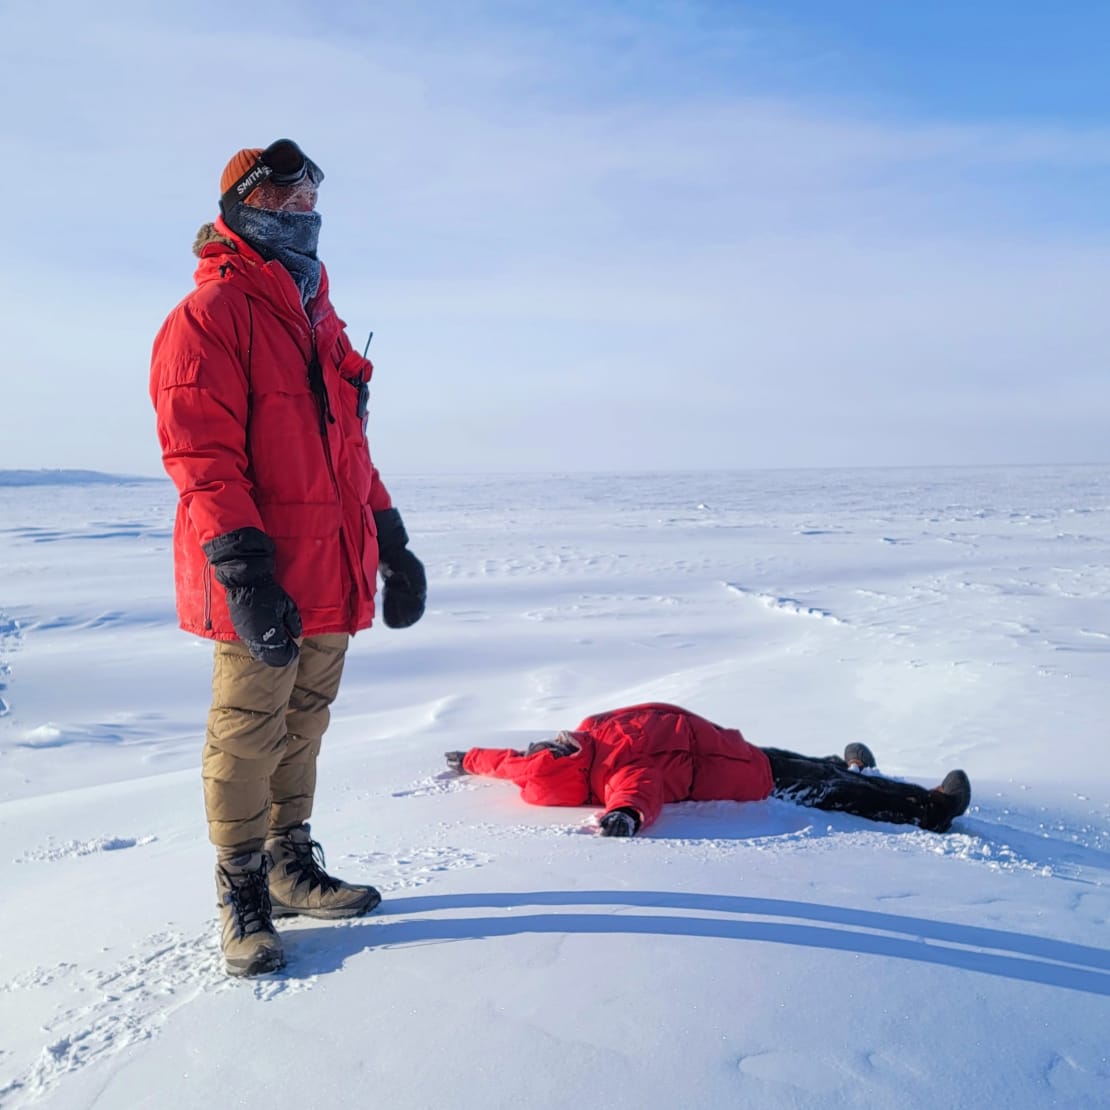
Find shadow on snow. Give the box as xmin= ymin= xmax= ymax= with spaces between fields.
xmin=278 ymin=889 xmax=1110 ymax=998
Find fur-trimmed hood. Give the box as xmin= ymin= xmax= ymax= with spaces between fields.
xmin=193 ymin=222 xmax=238 ymax=258
xmin=188 ymin=215 xmax=333 ymax=327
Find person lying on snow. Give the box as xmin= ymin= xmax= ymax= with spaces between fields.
xmin=444 ymin=702 xmax=971 ymax=836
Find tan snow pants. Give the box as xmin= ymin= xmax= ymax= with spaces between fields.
xmin=202 ymin=634 xmax=349 ymax=853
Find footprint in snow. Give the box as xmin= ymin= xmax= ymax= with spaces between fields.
xmin=0 ymin=925 xmax=317 ymax=1103
xmin=391 ymin=772 xmax=483 ymax=798
xmin=341 ymin=845 xmax=489 ymax=892
xmin=15 ymin=836 xmax=157 ymax=864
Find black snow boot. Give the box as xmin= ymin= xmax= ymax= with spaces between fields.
xmin=922 ymin=770 xmax=972 ymax=833
xmin=843 ymin=742 xmax=877 ymax=770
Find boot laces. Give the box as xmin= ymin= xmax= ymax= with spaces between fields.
xmin=284 ymin=833 xmax=342 ymax=895
xmin=221 ymin=863 xmax=273 ymax=937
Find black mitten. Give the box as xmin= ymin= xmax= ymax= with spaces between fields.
xmin=203 ymin=528 xmax=302 ymax=667
xmin=374 ymin=508 xmax=427 ymax=629
xmin=598 ymin=807 xmax=641 ymax=838
xmin=445 ymin=751 xmax=467 ymax=774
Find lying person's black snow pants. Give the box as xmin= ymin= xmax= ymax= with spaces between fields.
xmin=761 ymin=749 xmax=934 ymax=828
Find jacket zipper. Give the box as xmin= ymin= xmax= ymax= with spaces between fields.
xmin=203 ymin=561 xmax=213 ymax=631
xmin=308 ymin=333 xmax=342 ymax=497
xmin=308 ymin=331 xmax=359 ymax=622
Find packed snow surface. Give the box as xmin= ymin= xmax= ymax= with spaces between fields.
xmin=1 ymin=466 xmax=1108 ymax=1108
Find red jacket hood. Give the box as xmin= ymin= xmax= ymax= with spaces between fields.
xmin=191 ymin=217 xmax=333 ymax=329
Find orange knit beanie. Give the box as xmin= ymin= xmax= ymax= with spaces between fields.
xmin=220 ymin=148 xmax=264 ymax=197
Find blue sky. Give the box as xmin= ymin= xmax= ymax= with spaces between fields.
xmin=2 ymin=0 xmax=1108 ymax=474
xmin=737 ymin=2 xmax=1110 ymax=121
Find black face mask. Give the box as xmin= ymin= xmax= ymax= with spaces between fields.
xmin=223 ymin=205 xmax=323 ymax=304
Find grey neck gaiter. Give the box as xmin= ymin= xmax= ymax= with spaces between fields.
xmin=224 ymin=204 xmax=323 ymax=305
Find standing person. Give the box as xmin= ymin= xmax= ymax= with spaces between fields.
xmin=150 ymin=140 xmax=426 ymax=977
xmin=446 ymin=702 xmax=971 ymax=836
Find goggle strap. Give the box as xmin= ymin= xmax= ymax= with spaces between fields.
xmin=219 ymin=160 xmax=274 ymax=216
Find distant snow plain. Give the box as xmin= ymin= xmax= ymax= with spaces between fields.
xmin=1 ymin=466 xmax=1108 ymax=1109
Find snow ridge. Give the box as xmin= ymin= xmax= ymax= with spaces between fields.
xmin=725 ymin=582 xmax=844 ymax=623
xmin=0 ymin=613 xmax=22 ymax=718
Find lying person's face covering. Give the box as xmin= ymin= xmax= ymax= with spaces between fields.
xmin=526 ymin=733 xmax=580 ymax=759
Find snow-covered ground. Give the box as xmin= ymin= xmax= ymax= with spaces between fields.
xmin=1 ymin=466 xmax=1108 ymax=1109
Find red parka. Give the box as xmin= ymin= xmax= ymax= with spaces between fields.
xmin=150 ymin=219 xmax=392 ymax=639
xmin=462 ymin=703 xmax=774 ymax=830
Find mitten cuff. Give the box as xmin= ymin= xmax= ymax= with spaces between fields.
xmin=373 ymin=508 xmax=409 ymax=561
xmin=612 ymin=806 xmax=643 ymax=832
xmin=202 ymin=527 xmax=276 ymax=588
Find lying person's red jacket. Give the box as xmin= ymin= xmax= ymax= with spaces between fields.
xmin=462 ymin=703 xmax=774 ymax=830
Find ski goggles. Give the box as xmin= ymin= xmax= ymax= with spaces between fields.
xmin=219 ymin=139 xmax=325 ymax=214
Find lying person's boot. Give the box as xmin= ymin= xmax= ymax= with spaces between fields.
xmin=215 ymin=851 xmax=285 ymax=977
xmin=922 ymin=770 xmax=972 ymax=833
xmin=844 ymin=742 xmax=877 ymax=770
xmin=265 ymin=824 xmax=382 ymax=919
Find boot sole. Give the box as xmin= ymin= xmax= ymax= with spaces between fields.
xmin=270 ymin=889 xmax=382 ymax=920
xmin=225 ymin=948 xmax=286 ymax=977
